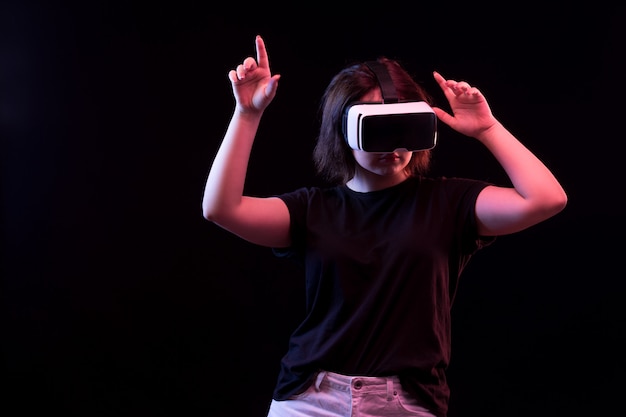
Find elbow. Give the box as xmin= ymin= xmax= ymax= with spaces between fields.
xmin=552 ymin=188 xmax=568 ymax=215
xmin=202 ymin=207 xmax=222 ymax=224
xmin=203 ymin=200 xmax=235 ymax=225
xmin=202 ymin=208 xmax=212 ymax=222
xmin=203 ymin=194 xmax=242 ymax=224
xmin=202 ymin=209 xmax=213 ymax=222
xmin=541 ymin=188 xmax=568 ymax=219
xmin=202 ymin=202 xmax=221 ymax=223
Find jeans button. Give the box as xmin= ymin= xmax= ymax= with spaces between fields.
xmin=354 ymin=380 xmax=363 ymax=389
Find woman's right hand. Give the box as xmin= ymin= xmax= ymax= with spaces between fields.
xmin=228 ymin=35 xmax=281 ymax=115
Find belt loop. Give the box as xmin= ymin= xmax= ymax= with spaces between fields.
xmin=314 ymin=371 xmax=326 ymax=392
xmin=386 ymin=379 xmax=394 ymax=401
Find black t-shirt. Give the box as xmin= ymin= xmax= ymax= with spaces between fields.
xmin=272 ymin=176 xmax=494 ymax=417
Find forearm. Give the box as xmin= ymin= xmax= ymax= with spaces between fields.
xmin=478 ymin=121 xmax=567 ymax=207
xmin=202 ymin=110 xmax=262 ymax=221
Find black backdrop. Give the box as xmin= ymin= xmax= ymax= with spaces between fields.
xmin=2 ymin=2 xmax=625 ymax=416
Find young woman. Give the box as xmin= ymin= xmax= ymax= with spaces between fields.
xmin=202 ymin=35 xmax=567 ymax=417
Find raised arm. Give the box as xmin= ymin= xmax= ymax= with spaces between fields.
xmin=202 ymin=35 xmax=291 ymax=247
xmin=431 ymin=71 xmax=567 ymax=236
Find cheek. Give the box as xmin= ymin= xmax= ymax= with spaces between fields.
xmin=353 ymin=153 xmax=377 ymax=168
xmin=401 ymin=153 xmax=413 ymax=165
xmin=352 ymin=151 xmax=368 ymax=165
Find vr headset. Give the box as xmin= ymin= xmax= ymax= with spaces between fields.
xmin=342 ymin=61 xmax=437 ymax=152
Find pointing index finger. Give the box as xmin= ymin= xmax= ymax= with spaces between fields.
xmin=433 ymin=71 xmax=448 ymax=89
xmin=255 ymin=35 xmax=270 ymax=70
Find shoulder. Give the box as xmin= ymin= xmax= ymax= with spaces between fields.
xmin=419 ymin=175 xmax=491 ymax=193
xmin=275 ymin=185 xmax=345 ymax=207
xmin=412 ymin=176 xmax=493 ymax=214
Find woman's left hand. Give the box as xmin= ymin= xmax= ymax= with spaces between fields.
xmin=431 ymin=71 xmax=497 ymax=139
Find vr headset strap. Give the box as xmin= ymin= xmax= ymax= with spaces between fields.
xmin=365 ymin=61 xmax=399 ymax=104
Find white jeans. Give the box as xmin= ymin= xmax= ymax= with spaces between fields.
xmin=267 ymin=371 xmax=437 ymax=417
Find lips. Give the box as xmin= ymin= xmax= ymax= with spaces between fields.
xmin=378 ymin=153 xmax=400 ymax=161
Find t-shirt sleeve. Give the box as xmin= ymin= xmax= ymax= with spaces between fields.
xmin=452 ymin=178 xmax=496 ymax=253
xmin=271 ymin=187 xmax=312 ymax=263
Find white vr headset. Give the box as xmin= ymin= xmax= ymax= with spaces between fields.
xmin=342 ymin=61 xmax=437 ymax=152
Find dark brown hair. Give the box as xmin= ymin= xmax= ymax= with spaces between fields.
xmin=313 ymin=57 xmax=434 ymax=184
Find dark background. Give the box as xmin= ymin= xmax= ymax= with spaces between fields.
xmin=2 ymin=1 xmax=625 ymax=416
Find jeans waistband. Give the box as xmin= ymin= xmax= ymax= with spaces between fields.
xmin=314 ymin=371 xmax=400 ymax=401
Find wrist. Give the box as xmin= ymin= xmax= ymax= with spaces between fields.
xmin=233 ymin=106 xmax=264 ymax=122
xmin=475 ymin=120 xmax=505 ymax=144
